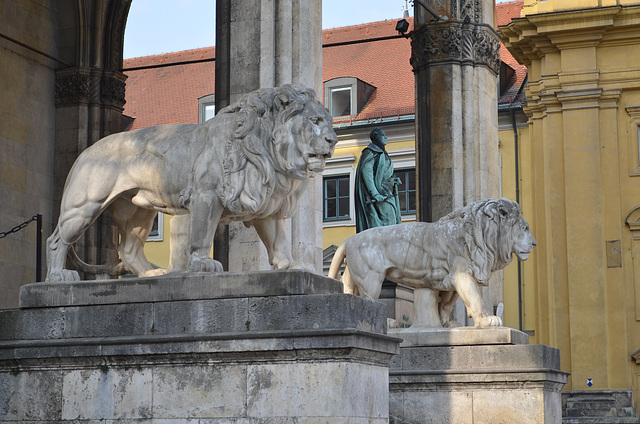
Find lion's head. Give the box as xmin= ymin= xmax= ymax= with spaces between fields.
xmin=452 ymin=198 xmax=536 ymax=282
xmin=218 ymin=84 xmax=338 ymax=216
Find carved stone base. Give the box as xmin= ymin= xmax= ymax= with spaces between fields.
xmin=1 ymin=271 xmax=399 ymax=422
xmin=388 ymin=327 xmax=569 ymax=424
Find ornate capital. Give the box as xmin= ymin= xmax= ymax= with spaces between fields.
xmin=101 ymin=71 xmax=127 ymax=109
xmin=411 ymin=21 xmax=501 ymax=75
xmin=55 ymin=68 xmax=90 ymax=106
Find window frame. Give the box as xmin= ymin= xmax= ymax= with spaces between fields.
xmin=388 ymin=149 xmax=416 ymax=222
xmin=146 ymin=212 xmax=164 ymax=242
xmin=322 ymin=155 xmax=356 ymax=227
xmin=323 ymin=175 xmax=351 ymax=222
xmin=198 ymin=93 xmax=215 ymax=124
xmin=393 ymin=168 xmax=417 ymax=216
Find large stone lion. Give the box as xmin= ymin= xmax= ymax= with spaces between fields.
xmin=46 ymin=84 xmax=338 ymax=282
xmin=328 ymin=198 xmax=536 ymax=327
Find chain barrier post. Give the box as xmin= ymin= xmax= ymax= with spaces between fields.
xmin=36 ymin=213 xmax=43 ymax=282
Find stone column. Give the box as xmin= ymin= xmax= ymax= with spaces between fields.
xmin=412 ymin=0 xmax=501 ymax=323
xmin=215 ymin=0 xmax=323 ymax=272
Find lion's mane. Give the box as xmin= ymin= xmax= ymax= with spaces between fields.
xmin=439 ymin=198 xmax=522 ymax=283
xmin=215 ymin=84 xmax=317 ymax=218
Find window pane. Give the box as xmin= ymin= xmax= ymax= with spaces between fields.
xmin=331 ymin=87 xmax=351 ymax=116
xmin=338 ymin=197 xmax=350 ymax=217
xmin=398 ymin=192 xmax=407 ymax=212
xmin=326 ymin=179 xmax=336 ymax=198
xmin=326 ymin=198 xmax=337 ymax=219
xmin=407 ymin=170 xmax=416 ymax=190
xmin=339 ymin=178 xmax=349 ymax=196
xmin=204 ymin=104 xmax=215 ymax=122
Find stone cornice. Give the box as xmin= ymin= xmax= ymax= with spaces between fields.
xmin=411 ymin=21 xmax=500 ymax=74
xmin=501 ymin=5 xmax=640 ymax=66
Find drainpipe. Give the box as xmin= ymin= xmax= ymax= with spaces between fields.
xmin=509 ymin=106 xmax=523 ymax=331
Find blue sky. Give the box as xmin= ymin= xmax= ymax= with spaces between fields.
xmin=124 ymin=0 xmax=513 ymax=59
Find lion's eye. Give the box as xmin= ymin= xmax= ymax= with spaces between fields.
xmin=309 ymin=117 xmax=320 ymax=125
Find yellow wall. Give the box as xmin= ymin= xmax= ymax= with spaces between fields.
xmin=502 ymin=2 xmax=640 ymax=404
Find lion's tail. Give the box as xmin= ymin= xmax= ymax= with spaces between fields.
xmin=67 ymin=245 xmax=130 ymax=277
xmin=328 ymin=243 xmax=347 ymax=280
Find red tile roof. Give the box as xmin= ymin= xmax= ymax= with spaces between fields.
xmin=497 ymin=1 xmax=527 ymax=105
xmin=123 ymin=4 xmax=526 ymax=129
xmin=322 ymin=18 xmax=415 ymax=123
xmin=497 ymin=0 xmax=523 ymax=27
xmin=124 ymin=47 xmax=215 ymax=130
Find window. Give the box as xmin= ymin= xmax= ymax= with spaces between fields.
xmin=330 ymin=87 xmax=352 ymax=117
xmin=147 ymin=212 xmax=164 ymax=241
xmin=323 ymin=77 xmax=375 ymax=118
xmin=324 ymin=175 xmax=351 ymax=221
xmin=394 ymin=168 xmax=416 ymax=215
xmin=198 ymin=94 xmax=215 ymax=123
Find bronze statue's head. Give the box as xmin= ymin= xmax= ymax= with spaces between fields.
xmin=370 ymin=127 xmax=387 ymax=148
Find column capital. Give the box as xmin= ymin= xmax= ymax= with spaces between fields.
xmin=411 ymin=21 xmax=501 ymax=74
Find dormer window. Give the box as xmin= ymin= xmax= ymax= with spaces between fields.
xmin=198 ymin=94 xmax=215 ymax=123
xmin=324 ymin=77 xmax=375 ymax=118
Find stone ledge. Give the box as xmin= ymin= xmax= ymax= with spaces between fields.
xmin=20 ymin=270 xmax=342 ymax=308
xmin=388 ymin=326 xmax=529 ymax=347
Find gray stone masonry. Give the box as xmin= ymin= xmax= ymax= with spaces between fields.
xmin=388 ymin=327 xmax=569 ymax=424
xmin=562 ymin=390 xmax=640 ymax=423
xmin=0 ymin=270 xmax=400 ymax=423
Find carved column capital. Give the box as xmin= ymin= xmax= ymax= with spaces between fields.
xmin=101 ymin=71 xmax=127 ymax=110
xmin=411 ymin=21 xmax=501 ymax=74
xmin=55 ymin=68 xmax=91 ymax=106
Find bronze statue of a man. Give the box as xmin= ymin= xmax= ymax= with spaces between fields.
xmin=354 ymin=127 xmax=402 ymax=233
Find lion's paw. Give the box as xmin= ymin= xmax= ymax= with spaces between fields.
xmin=475 ymin=315 xmax=503 ymax=327
xmin=444 ymin=320 xmax=463 ymax=328
xmin=46 ymin=269 xmax=80 ymax=282
xmin=188 ymin=258 xmax=223 ymax=273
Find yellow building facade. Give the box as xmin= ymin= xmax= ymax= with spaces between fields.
xmin=502 ymin=0 xmax=640 ymax=410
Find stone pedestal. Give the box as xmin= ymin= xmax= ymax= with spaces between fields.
xmin=0 ymin=270 xmax=400 ymax=422
xmin=388 ymin=327 xmax=569 ymax=424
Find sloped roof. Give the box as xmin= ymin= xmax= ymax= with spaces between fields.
xmin=322 ymin=18 xmax=415 ymax=123
xmin=497 ymin=1 xmax=527 ymax=105
xmin=123 ymin=3 xmax=526 ymax=129
xmin=123 ymin=47 xmax=215 ymax=130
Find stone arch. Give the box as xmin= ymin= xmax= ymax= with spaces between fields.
xmin=53 ymin=0 xmax=132 ymax=274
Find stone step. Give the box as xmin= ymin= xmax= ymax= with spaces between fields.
xmin=563 ymin=418 xmax=640 ymax=424
xmin=563 ymin=391 xmax=639 ymax=422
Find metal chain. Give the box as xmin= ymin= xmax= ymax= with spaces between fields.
xmin=0 ymin=215 xmax=38 ymax=239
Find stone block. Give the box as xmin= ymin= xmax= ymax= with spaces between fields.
xmin=389 ymin=327 xmax=568 ymax=424
xmin=20 ymin=269 xmax=342 ymax=308
xmin=388 ymin=326 xmax=529 ymax=346
xmin=152 ymin=364 xmax=247 ymax=418
xmin=1 ymin=272 xmax=399 ymax=422
xmin=0 ymin=369 xmax=63 ymax=421
xmin=246 ymin=362 xmax=389 ymax=419
xmin=62 ymin=368 xmax=153 ymax=420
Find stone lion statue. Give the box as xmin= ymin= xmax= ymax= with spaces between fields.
xmin=46 ymin=84 xmax=338 ymax=282
xmin=328 ymin=198 xmax=536 ymax=328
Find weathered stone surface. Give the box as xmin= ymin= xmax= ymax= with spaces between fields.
xmin=1 ymin=272 xmax=399 ymax=422
xmin=20 ymin=269 xmax=342 ymax=307
xmin=389 ymin=327 xmax=568 ymax=424
xmin=388 ymin=326 xmax=529 ymax=347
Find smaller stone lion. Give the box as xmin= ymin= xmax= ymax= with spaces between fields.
xmin=46 ymin=84 xmax=337 ymax=282
xmin=328 ymin=198 xmax=536 ymax=328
